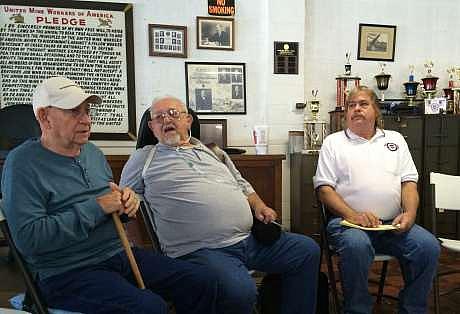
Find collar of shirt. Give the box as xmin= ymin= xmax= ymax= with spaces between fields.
xmin=344 ymin=128 xmax=385 ymax=143
xmin=156 ymin=137 xmax=223 ymax=162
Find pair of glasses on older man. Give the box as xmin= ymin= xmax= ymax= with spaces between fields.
xmin=151 ymin=108 xmax=187 ymax=122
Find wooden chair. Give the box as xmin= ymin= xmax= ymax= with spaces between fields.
xmin=430 ymin=172 xmax=460 ymax=314
xmin=318 ymin=198 xmax=396 ymax=314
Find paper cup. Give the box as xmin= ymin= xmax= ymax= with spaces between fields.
xmin=255 ymin=144 xmax=268 ymax=155
xmin=253 ymin=125 xmax=268 ymax=145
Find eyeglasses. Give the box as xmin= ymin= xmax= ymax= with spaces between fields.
xmin=151 ymin=108 xmax=187 ymax=122
xmin=346 ymin=101 xmax=370 ymax=110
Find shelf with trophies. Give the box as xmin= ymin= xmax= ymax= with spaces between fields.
xmin=378 ymin=61 xmax=460 ymax=235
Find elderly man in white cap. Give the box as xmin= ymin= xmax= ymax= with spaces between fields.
xmin=1 ymin=76 xmax=218 ymax=314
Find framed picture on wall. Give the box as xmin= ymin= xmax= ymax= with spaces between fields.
xmin=357 ymin=23 xmax=396 ymax=61
xmin=196 ymin=16 xmax=234 ymax=50
xmin=148 ymin=24 xmax=187 ymax=58
xmin=199 ymin=119 xmax=227 ymax=148
xmin=185 ymin=62 xmax=246 ymax=114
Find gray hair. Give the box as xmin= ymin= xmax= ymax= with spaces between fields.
xmin=150 ymin=96 xmax=188 ymax=115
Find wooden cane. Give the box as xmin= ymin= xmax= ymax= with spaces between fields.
xmin=112 ymin=212 xmax=146 ymax=289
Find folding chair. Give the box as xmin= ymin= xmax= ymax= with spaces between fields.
xmin=318 ymin=198 xmax=396 ymax=314
xmin=0 ymin=104 xmax=41 ymax=254
xmin=430 ymin=172 xmax=460 ymax=314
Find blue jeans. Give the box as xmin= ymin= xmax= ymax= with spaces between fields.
xmin=38 ymin=248 xmax=218 ymax=314
xmin=327 ymin=218 xmax=440 ymax=314
xmin=180 ymin=232 xmax=320 ymax=314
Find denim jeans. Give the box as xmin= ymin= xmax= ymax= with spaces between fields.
xmin=38 ymin=248 xmax=218 ymax=314
xmin=327 ymin=217 xmax=440 ymax=314
xmin=180 ymin=232 xmax=320 ymax=314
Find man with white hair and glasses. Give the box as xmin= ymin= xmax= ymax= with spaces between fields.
xmin=121 ymin=95 xmax=320 ymax=314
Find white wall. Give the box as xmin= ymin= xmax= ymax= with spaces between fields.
xmin=86 ymin=0 xmax=460 ymax=227
xmin=305 ymin=0 xmax=460 ymax=120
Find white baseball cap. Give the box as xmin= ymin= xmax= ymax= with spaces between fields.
xmin=32 ymin=76 xmax=102 ymax=116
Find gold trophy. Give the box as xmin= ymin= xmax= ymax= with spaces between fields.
xmin=444 ymin=67 xmax=455 ymax=113
xmin=303 ymin=90 xmax=328 ymax=153
xmin=344 ymin=52 xmax=352 ymax=76
xmin=452 ymin=68 xmax=460 ymax=114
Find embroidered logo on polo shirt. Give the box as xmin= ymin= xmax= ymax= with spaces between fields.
xmin=385 ymin=142 xmax=399 ymax=151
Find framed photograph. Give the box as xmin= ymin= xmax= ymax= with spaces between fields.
xmin=185 ymin=62 xmax=246 ymax=114
xmin=148 ymin=24 xmax=187 ymax=58
xmin=199 ymin=119 xmax=227 ymax=148
xmin=357 ymin=23 xmax=396 ymax=61
xmin=196 ymin=16 xmax=234 ymax=50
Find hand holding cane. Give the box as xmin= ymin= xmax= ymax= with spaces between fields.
xmin=108 ymin=182 xmax=145 ymax=289
xmin=112 ymin=212 xmax=146 ymax=289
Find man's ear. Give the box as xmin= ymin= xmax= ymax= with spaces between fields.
xmin=147 ymin=120 xmax=154 ymax=132
xmin=36 ymin=107 xmax=50 ymax=128
xmin=186 ymin=112 xmax=193 ymax=126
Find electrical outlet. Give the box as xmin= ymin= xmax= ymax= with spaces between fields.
xmin=291 ymin=102 xmax=306 ymax=112
xmin=296 ymin=102 xmax=307 ymax=109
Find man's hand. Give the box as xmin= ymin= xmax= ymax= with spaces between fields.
xmin=96 ymin=183 xmax=123 ymax=215
xmin=120 ymin=186 xmax=140 ymax=217
xmin=347 ymin=211 xmax=381 ymax=228
xmin=254 ymin=206 xmax=277 ymax=224
xmin=96 ymin=183 xmax=140 ymax=216
xmin=392 ymin=212 xmax=416 ymax=233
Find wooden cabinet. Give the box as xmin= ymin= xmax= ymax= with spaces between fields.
xmin=384 ymin=114 xmax=460 ymax=237
xmin=421 ymin=115 xmax=460 ymax=238
xmin=290 ymin=153 xmax=320 ymax=240
xmin=107 ymin=154 xmax=286 ymax=248
xmin=230 ymin=154 xmax=285 ymax=219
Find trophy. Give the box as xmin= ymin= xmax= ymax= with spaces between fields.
xmin=444 ymin=67 xmax=455 ymax=113
xmin=303 ymin=90 xmax=328 ymax=153
xmin=452 ymin=68 xmax=460 ymax=114
xmin=421 ymin=61 xmax=438 ymax=98
xmin=403 ymin=65 xmax=419 ymax=106
xmin=447 ymin=67 xmax=455 ymax=88
xmin=344 ymin=52 xmax=352 ymax=76
xmin=374 ymin=63 xmax=391 ymax=101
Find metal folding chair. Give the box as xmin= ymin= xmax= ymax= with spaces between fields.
xmin=318 ymin=198 xmax=396 ymax=314
xmin=430 ymin=172 xmax=460 ymax=314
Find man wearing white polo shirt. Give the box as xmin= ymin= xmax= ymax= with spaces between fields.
xmin=314 ymin=86 xmax=440 ymax=314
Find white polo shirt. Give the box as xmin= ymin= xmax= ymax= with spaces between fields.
xmin=313 ymin=128 xmax=418 ymax=220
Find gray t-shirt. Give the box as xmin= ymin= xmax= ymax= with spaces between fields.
xmin=120 ymin=138 xmax=254 ymax=257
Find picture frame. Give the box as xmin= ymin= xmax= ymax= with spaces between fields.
xmin=199 ymin=119 xmax=227 ymax=148
xmin=148 ymin=24 xmax=187 ymax=58
xmin=185 ymin=62 xmax=246 ymax=114
xmin=357 ymin=23 xmax=396 ymax=61
xmin=196 ymin=16 xmax=234 ymax=50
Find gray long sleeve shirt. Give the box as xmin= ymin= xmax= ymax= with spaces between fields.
xmin=120 ymin=138 xmax=254 ymax=257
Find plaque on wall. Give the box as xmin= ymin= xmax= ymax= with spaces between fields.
xmin=274 ymin=41 xmax=298 ymax=74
